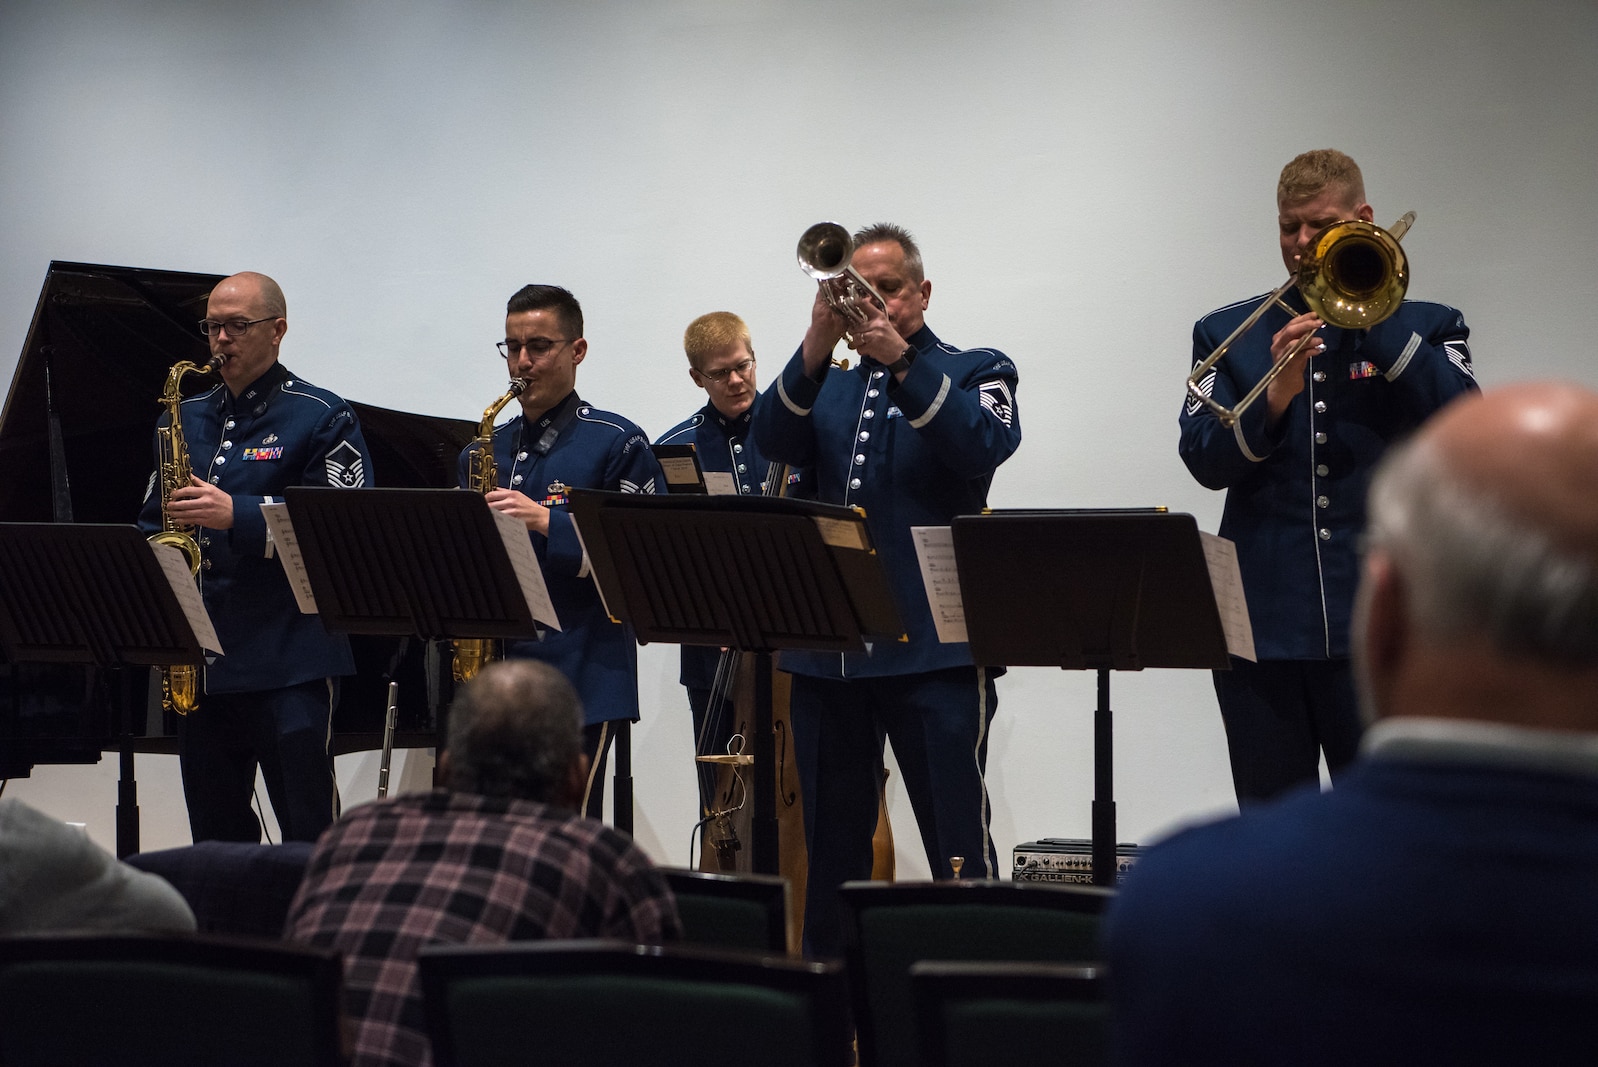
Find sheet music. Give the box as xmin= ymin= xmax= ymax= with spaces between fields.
xmin=911 ymin=525 xmax=968 ymax=644
xmin=261 ymin=502 xmax=320 ymax=614
xmin=491 ymin=509 xmax=562 ymax=631
xmin=1199 ymin=530 xmax=1256 ymax=662
xmin=147 ymin=542 xmax=224 ymax=654
xmin=702 ymin=471 xmax=738 ymax=496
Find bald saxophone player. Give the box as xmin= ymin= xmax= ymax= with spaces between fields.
xmin=138 ymin=271 xmax=372 ymax=843
xmin=1113 ymin=382 xmax=1598 ymax=1065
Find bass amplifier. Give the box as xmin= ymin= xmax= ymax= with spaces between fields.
xmin=1013 ymin=838 xmax=1139 ymax=885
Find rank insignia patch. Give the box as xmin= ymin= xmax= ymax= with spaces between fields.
xmin=325 ymin=441 xmax=366 ymax=487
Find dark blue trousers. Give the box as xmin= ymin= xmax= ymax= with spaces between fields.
xmin=790 ymin=665 xmax=999 ymax=958
xmin=1213 ymin=657 xmax=1362 ymax=805
xmin=177 ymin=678 xmax=339 ymax=843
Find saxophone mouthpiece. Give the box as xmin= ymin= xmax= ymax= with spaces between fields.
xmin=206 ymin=353 xmax=228 ymax=371
xmin=508 ymin=377 xmax=528 ymax=396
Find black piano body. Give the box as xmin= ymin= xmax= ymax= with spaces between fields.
xmin=0 ymin=261 xmax=475 ymax=780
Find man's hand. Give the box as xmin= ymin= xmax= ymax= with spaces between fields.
xmin=800 ymin=287 xmax=849 ymax=377
xmin=166 ymin=476 xmax=235 ymax=529
xmin=848 ymin=296 xmax=909 ymax=375
xmin=485 ymin=487 xmax=551 ymax=535
xmin=1264 ymin=312 xmax=1325 ymax=427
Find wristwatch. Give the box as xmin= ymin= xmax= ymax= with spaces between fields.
xmin=884 ymin=345 xmax=914 ymax=376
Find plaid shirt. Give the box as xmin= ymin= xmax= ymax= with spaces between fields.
xmin=284 ymin=791 xmax=681 ymax=1067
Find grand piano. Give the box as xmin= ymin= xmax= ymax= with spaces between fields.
xmin=0 ymin=262 xmax=476 ymax=804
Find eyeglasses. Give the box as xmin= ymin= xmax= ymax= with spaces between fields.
xmin=198 ymin=317 xmax=275 ymax=338
xmin=699 ymin=358 xmax=756 ymax=384
xmin=498 ymin=337 xmax=573 ymax=359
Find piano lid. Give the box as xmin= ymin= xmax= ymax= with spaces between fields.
xmin=0 ymin=261 xmax=476 ymax=527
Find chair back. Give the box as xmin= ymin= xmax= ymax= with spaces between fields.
xmin=419 ymin=939 xmax=851 ymax=1067
xmin=839 ymin=879 xmax=1111 ymax=1067
xmin=662 ymin=867 xmax=791 ymax=953
xmin=0 ymin=933 xmax=344 ymax=1066
xmin=126 ymin=841 xmax=315 ymax=937
xmin=911 ymin=960 xmax=1108 ymax=1067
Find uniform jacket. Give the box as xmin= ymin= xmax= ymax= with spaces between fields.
xmin=753 ymin=324 xmax=1021 ymax=679
xmin=1179 ymin=296 xmax=1475 ymax=660
xmin=458 ymin=392 xmax=663 ymax=725
xmin=138 ymin=362 xmax=370 ymax=694
xmin=655 ymin=401 xmax=808 ymax=691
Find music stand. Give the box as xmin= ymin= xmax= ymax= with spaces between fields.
xmin=0 ymin=523 xmax=210 ymax=856
xmin=567 ymin=489 xmax=903 ymax=874
xmin=950 ymin=510 xmax=1235 ymax=886
xmin=278 ymin=487 xmax=550 ymax=788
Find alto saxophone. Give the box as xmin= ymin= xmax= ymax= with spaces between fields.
xmin=452 ymin=377 xmax=528 ymax=684
xmin=148 ymin=354 xmax=224 ymax=715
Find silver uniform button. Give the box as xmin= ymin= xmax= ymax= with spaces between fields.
xmin=733 ymin=443 xmax=743 ymax=454
xmin=1315 ymin=432 xmax=1328 ymax=444
xmin=854 ymin=454 xmax=865 ymax=465
xmin=222 ymin=441 xmax=232 ymax=449
xmin=224 ymin=419 xmax=235 ymax=430
xmin=1317 ymin=495 xmax=1329 ymax=508
xmin=511 ymin=475 xmax=524 ymax=485
xmin=858 ymin=431 xmax=870 ymax=442
xmin=209 ymin=475 xmax=220 ymax=484
xmin=1316 ymin=464 xmax=1329 ymax=477
xmin=1313 ymin=371 xmax=1326 ymax=383
xmin=516 ymin=451 xmax=529 ymax=462
xmin=1314 ymin=400 xmax=1327 ymax=413
xmin=213 ymin=456 xmax=226 ymax=465
xmin=1319 ymin=528 xmax=1331 ymax=540
xmin=868 ymin=389 xmax=880 ymax=398
xmin=849 ymin=477 xmax=862 ymax=489
xmin=872 ymin=370 xmax=885 ymax=380
xmin=737 ymin=463 xmax=746 ymax=473
xmin=863 ymin=409 xmax=875 ymax=419
xmin=285 ymin=380 xmax=294 ymax=386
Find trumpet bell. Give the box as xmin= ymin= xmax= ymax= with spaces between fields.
xmin=797 ymin=221 xmax=853 ymax=280
xmin=1298 ymin=217 xmax=1410 ymax=329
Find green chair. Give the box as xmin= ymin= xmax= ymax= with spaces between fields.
xmin=0 ymin=933 xmax=345 ymax=1066
xmin=838 ymin=879 xmax=1112 ymax=1067
xmin=418 ymin=939 xmax=851 ymax=1067
xmin=662 ymin=867 xmax=791 ymax=953
xmin=911 ymin=960 xmax=1108 ymax=1067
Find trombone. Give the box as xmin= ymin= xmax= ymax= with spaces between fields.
xmin=1187 ymin=212 xmax=1416 ymax=428
xmin=797 ymin=221 xmax=889 ymax=346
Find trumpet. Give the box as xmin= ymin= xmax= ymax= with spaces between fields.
xmin=1187 ymin=212 xmax=1415 ymax=428
xmin=797 ymin=221 xmax=889 ymax=346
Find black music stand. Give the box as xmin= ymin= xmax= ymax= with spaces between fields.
xmin=0 ymin=523 xmax=211 ymax=856
xmin=568 ymin=489 xmax=903 ymax=874
xmin=950 ymin=510 xmax=1236 ymax=886
xmin=279 ymin=487 xmax=549 ymax=790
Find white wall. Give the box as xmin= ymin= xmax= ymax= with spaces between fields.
xmin=4 ymin=0 xmax=1596 ymax=869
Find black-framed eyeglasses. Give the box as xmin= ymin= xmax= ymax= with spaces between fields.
xmin=699 ymin=357 xmax=756 ymax=384
xmin=198 ymin=317 xmax=276 ymax=339
xmin=498 ymin=337 xmax=573 ymax=359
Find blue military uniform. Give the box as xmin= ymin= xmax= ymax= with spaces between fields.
xmin=458 ymin=391 xmax=663 ymax=818
xmin=655 ymin=403 xmax=808 ymax=809
xmin=1180 ymin=294 xmax=1476 ymax=799
xmin=754 ymin=323 xmax=1021 ymax=956
xmin=139 ymin=361 xmax=372 ymax=842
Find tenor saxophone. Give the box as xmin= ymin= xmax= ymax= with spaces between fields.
xmin=452 ymin=377 xmax=528 ymax=684
xmin=148 ymin=354 xmax=224 ymax=715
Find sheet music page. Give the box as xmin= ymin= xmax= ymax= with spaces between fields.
xmin=1199 ymin=530 xmax=1256 ymax=662
xmin=702 ymin=471 xmax=738 ymax=496
xmin=261 ymin=502 xmax=320 ymax=614
xmin=492 ymin=508 xmax=562 ymax=631
xmin=148 ymin=541 xmax=224 ymax=654
xmin=911 ymin=525 xmax=968 ymax=644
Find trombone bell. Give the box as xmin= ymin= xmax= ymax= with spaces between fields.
xmin=1186 ymin=212 xmax=1416 ymax=428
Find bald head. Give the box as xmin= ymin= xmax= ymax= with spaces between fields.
xmin=1357 ymin=382 xmax=1598 ymax=730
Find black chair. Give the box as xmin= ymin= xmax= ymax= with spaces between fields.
xmin=662 ymin=867 xmax=791 ymax=953
xmin=418 ymin=939 xmax=852 ymax=1067
xmin=838 ymin=879 xmax=1112 ymax=1067
xmin=126 ymin=841 xmax=315 ymax=937
xmin=911 ymin=960 xmax=1109 ymax=1067
xmin=0 ymin=933 xmax=344 ymax=1066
